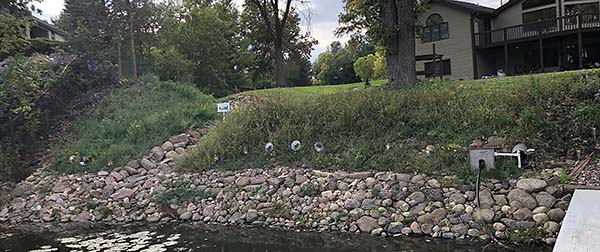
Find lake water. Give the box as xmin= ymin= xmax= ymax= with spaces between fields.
xmin=0 ymin=224 xmax=552 ymax=252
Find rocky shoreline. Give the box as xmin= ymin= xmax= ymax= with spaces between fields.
xmin=0 ymin=130 xmax=570 ymax=245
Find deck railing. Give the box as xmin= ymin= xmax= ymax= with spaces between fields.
xmin=474 ymin=12 xmax=600 ymax=48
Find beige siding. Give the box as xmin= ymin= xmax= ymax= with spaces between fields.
xmin=415 ymin=4 xmax=474 ymax=80
xmin=493 ymin=3 xmax=522 ymax=29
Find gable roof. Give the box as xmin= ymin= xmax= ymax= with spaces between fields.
xmin=493 ymin=0 xmax=524 ymax=15
xmin=430 ymin=0 xmax=496 ymax=15
xmin=32 ymin=16 xmax=67 ymax=37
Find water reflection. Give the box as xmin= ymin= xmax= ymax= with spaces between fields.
xmin=0 ymin=224 xmax=552 ymax=252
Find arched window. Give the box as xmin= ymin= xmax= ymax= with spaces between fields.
xmin=423 ymin=13 xmax=449 ymax=43
xmin=426 ymin=14 xmax=444 ymax=26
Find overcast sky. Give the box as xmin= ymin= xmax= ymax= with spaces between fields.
xmin=33 ymin=0 xmax=502 ymax=61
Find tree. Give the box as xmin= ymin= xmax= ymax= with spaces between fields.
xmin=373 ymin=48 xmax=387 ymax=80
xmin=62 ymin=0 xmax=115 ymax=61
xmin=312 ymin=41 xmax=361 ymax=85
xmin=354 ymin=54 xmax=375 ymax=86
xmin=241 ymin=0 xmax=316 ymax=88
xmin=338 ymin=0 xmax=422 ymax=88
xmin=0 ymin=0 xmax=41 ymax=60
xmin=248 ymin=0 xmax=307 ymax=87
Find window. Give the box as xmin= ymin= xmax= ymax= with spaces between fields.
xmin=425 ymin=59 xmax=451 ymax=77
xmin=522 ymin=7 xmax=556 ymax=23
xmin=422 ymin=14 xmax=449 ymax=43
xmin=426 ymin=14 xmax=444 ymax=26
xmin=565 ymin=3 xmax=600 ymax=15
xmin=522 ymin=0 xmax=555 ymax=10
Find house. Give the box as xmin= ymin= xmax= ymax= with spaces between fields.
xmin=415 ymin=0 xmax=600 ymax=80
xmin=0 ymin=6 xmax=67 ymax=43
xmin=26 ymin=16 xmax=67 ymax=42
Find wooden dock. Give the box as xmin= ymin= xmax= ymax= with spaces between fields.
xmin=554 ymin=189 xmax=600 ymax=252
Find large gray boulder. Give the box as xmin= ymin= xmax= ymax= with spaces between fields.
xmin=508 ymin=188 xmax=537 ymax=210
xmin=516 ymin=178 xmax=547 ymax=193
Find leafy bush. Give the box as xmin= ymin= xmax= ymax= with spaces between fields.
xmin=152 ymin=180 xmax=208 ymax=208
xmin=0 ymin=55 xmax=60 ymax=180
xmin=181 ymin=71 xmax=600 ymax=181
xmin=52 ymin=76 xmax=216 ymax=174
xmin=27 ymin=38 xmax=65 ymax=55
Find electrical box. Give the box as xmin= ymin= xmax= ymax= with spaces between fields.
xmin=469 ymin=148 xmax=495 ymax=173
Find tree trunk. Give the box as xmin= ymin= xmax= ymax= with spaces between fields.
xmin=383 ymin=0 xmax=402 ymax=88
xmin=116 ymin=34 xmax=122 ymax=81
xmin=383 ymin=0 xmax=417 ymax=88
xmin=396 ymin=0 xmax=416 ymax=86
xmin=127 ymin=4 xmax=137 ymax=79
xmin=274 ymin=38 xmax=286 ymax=87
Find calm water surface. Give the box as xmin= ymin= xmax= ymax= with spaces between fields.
xmin=0 ymin=224 xmax=553 ymax=252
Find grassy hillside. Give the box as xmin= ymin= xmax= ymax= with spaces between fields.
xmin=221 ymin=80 xmax=387 ymax=101
xmin=53 ymin=76 xmax=217 ymax=174
xmin=181 ymin=71 xmax=600 ymax=181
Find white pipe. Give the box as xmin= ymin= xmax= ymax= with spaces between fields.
xmin=495 ymin=152 xmax=522 ymax=168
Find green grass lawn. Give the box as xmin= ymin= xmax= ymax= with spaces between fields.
xmin=52 ymin=76 xmax=217 ymax=174
xmin=220 ymin=80 xmax=387 ymax=101
xmin=182 ymin=71 xmax=600 ymax=182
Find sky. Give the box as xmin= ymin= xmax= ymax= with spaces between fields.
xmin=32 ymin=0 xmax=502 ymax=61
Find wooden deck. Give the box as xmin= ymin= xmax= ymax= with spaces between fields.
xmin=474 ymin=12 xmax=600 ymax=49
xmin=554 ymin=190 xmax=600 ymax=252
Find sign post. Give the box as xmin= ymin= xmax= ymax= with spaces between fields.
xmin=217 ymin=102 xmax=231 ymax=121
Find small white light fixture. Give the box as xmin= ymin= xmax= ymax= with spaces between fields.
xmin=265 ymin=142 xmax=274 ymax=153
xmin=314 ymin=142 xmax=324 ymax=153
xmin=291 ymin=140 xmax=301 ymax=152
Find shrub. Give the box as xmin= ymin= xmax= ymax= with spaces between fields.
xmin=152 ymin=180 xmax=208 ymax=208
xmin=181 ymin=71 xmax=600 ymax=181
xmin=27 ymin=38 xmax=65 ymax=56
xmin=0 ymin=55 xmax=60 ymax=180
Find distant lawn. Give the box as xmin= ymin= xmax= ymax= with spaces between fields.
xmin=221 ymin=80 xmax=387 ymax=101
xmin=182 ymin=71 xmax=600 ymax=181
xmin=53 ymin=76 xmax=217 ymax=174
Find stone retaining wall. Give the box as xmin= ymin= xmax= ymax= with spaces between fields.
xmin=0 ymin=129 xmax=569 ymax=245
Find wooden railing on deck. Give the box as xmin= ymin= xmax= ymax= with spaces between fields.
xmin=474 ymin=12 xmax=600 ymax=48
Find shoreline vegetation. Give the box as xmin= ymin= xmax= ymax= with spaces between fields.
xmin=0 ymin=128 xmax=571 ymax=246
xmin=1 ymin=70 xmax=598 ymax=249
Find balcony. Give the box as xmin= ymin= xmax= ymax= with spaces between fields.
xmin=474 ymin=12 xmax=600 ymax=49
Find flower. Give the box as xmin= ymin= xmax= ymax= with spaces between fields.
xmin=426 ymin=145 xmax=434 ymax=153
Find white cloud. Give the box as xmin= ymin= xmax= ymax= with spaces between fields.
xmin=31 ymin=0 xmax=65 ymax=23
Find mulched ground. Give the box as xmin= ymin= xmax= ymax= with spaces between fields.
xmin=572 ymin=157 xmax=600 ymax=186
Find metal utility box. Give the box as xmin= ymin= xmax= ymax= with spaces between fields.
xmin=469 ymin=148 xmax=495 ymax=172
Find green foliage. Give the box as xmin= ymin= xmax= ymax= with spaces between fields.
xmin=0 ymin=15 xmax=32 ymax=59
xmin=299 ymin=182 xmax=320 ymax=197
xmin=183 ymin=71 xmax=600 ymax=181
xmin=402 ymin=213 xmax=415 ymax=225
xmin=61 ymin=0 xmax=115 ymax=61
xmin=152 ymin=180 xmax=208 ymax=208
xmin=52 ymin=76 xmax=216 ymax=174
xmin=313 ymin=42 xmax=361 ymax=85
xmin=27 ymin=38 xmax=65 ymax=55
xmin=557 ymin=171 xmax=572 ymax=184
xmin=373 ymin=49 xmax=387 ymax=80
xmin=0 ymin=55 xmax=60 ymax=180
xmin=506 ymin=228 xmax=543 ymax=245
xmin=354 ymin=54 xmax=376 ymax=84
xmin=370 ymin=187 xmax=381 ymax=198
xmin=147 ymin=46 xmax=194 ymax=83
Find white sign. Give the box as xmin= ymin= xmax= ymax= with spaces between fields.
xmin=217 ymin=102 xmax=230 ymax=113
